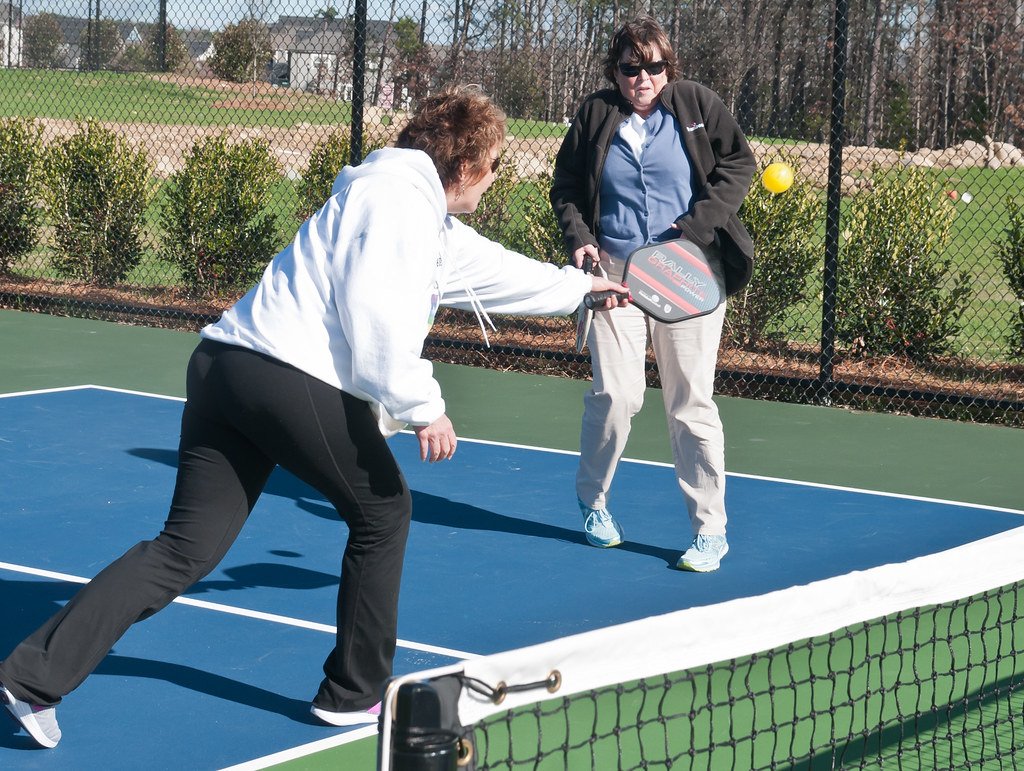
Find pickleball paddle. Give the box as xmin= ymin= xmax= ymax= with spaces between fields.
xmin=582 ymin=239 xmax=723 ymax=323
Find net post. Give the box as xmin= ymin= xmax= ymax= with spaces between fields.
xmin=388 ymin=680 xmax=460 ymax=771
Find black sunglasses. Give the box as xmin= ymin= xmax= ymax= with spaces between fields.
xmin=490 ymin=156 xmax=501 ymax=173
xmin=618 ymin=60 xmax=668 ymax=78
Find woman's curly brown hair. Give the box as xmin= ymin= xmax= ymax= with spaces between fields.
xmin=395 ymin=86 xmax=506 ymax=192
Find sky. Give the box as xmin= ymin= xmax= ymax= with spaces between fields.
xmin=19 ymin=0 xmax=451 ymax=34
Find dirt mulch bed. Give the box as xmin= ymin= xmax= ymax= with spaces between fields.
xmin=0 ymin=276 xmax=231 ymax=324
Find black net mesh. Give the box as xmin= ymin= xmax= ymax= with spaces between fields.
xmin=460 ymin=584 xmax=1024 ymax=770
xmin=381 ymin=576 xmax=1024 ymax=771
xmin=1 ymin=0 xmax=1022 ymax=423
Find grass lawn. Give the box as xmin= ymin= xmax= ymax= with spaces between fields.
xmin=0 ymin=69 xmax=354 ymax=127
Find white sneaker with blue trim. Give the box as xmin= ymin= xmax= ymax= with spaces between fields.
xmin=677 ymin=534 xmax=729 ymax=572
xmin=578 ymin=498 xmax=623 ymax=548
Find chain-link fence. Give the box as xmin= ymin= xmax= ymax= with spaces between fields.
xmin=1 ymin=0 xmax=1022 ymax=424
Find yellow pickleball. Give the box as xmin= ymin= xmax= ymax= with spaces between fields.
xmin=762 ymin=162 xmax=795 ymax=194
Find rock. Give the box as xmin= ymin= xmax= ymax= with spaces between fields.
xmin=954 ymin=139 xmax=988 ymax=165
xmin=992 ymin=142 xmax=1023 ymax=166
xmin=905 ymin=152 xmax=936 ymax=167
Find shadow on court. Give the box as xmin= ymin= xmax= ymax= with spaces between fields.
xmin=0 ymin=577 xmax=317 ymax=739
xmin=191 ymin=563 xmax=338 ymax=594
xmin=0 ymin=579 xmax=79 ymax=653
xmin=93 ymin=657 xmax=316 ymax=723
xmin=1 ymin=661 xmax=316 ymax=751
xmin=129 ymin=447 xmax=682 ymax=568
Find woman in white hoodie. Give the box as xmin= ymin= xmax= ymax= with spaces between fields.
xmin=0 ymin=87 xmax=628 ymax=747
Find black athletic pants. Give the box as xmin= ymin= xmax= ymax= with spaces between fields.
xmin=0 ymin=339 xmax=412 ymax=712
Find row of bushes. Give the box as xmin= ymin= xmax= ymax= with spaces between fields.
xmin=1 ymin=118 xmax=273 ymax=291
xmin=2 ymin=117 xmax=1022 ymax=361
xmin=0 ymin=118 xmax=386 ymax=296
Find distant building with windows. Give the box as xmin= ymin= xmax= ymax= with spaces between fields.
xmin=268 ymin=16 xmax=409 ymax=108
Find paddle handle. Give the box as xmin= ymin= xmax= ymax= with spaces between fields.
xmin=583 ymin=290 xmax=630 ymax=310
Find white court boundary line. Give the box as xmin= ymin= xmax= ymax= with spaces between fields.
xmin=4 ymin=384 xmax=1022 ymax=767
xmin=0 ymin=383 xmax=185 ymax=402
xmin=4 ymin=384 xmax=1022 ymax=517
xmin=0 ymin=561 xmax=475 ymax=660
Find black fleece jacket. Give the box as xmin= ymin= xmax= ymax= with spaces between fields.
xmin=550 ymin=80 xmax=756 ymax=296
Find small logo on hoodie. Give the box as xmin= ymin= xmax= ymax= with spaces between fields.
xmin=686 ymin=122 xmax=705 ymax=132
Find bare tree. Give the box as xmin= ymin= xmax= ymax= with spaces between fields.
xmin=861 ymin=0 xmax=885 ymax=145
xmin=373 ymin=0 xmax=398 ymax=105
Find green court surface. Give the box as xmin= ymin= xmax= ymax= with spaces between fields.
xmin=2 ymin=308 xmax=1022 ymax=769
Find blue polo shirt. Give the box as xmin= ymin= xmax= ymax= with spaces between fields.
xmin=598 ymin=105 xmax=697 ymax=261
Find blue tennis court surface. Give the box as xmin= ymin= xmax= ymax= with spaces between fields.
xmin=2 ymin=387 xmax=1021 ymax=768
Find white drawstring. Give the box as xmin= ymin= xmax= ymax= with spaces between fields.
xmin=449 ymin=260 xmax=496 ymax=347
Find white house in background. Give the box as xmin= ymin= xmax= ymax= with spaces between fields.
xmin=190 ymin=34 xmax=214 ymax=65
xmin=1 ymin=5 xmax=23 ymax=67
xmin=268 ymin=16 xmax=408 ymax=108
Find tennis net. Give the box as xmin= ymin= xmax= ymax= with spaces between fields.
xmin=378 ymin=526 xmax=1024 ymax=770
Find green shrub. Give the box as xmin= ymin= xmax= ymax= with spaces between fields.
xmin=836 ymin=167 xmax=970 ymax=361
xmin=43 ymin=121 xmax=152 ymax=284
xmin=997 ymin=197 xmax=1024 ymax=357
xmin=296 ymin=131 xmax=351 ymax=222
xmin=23 ymin=13 xmax=64 ymax=69
xmin=160 ymin=134 xmax=281 ymax=296
xmin=0 ymin=118 xmax=45 ymax=274
xmin=729 ymin=159 xmax=822 ymax=348
xmin=463 ymin=158 xmax=562 ymax=262
xmin=209 ymin=20 xmax=272 ymax=83
xmin=145 ymin=23 xmax=191 ymax=73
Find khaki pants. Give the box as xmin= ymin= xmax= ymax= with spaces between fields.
xmin=577 ymin=247 xmax=728 ymax=538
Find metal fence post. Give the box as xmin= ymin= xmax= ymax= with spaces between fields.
xmin=819 ymin=0 xmax=848 ymax=406
xmin=350 ymin=0 xmax=367 ymax=165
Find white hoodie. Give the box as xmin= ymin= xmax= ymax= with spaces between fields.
xmin=202 ymin=147 xmax=591 ymax=434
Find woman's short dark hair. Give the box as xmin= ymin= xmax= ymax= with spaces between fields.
xmin=395 ymin=86 xmax=506 ymax=191
xmin=602 ymin=16 xmax=678 ymax=84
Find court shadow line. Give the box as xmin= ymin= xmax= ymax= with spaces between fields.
xmin=127 ymin=448 xmax=327 ymax=507
xmin=0 ymin=578 xmax=80 ymax=651
xmin=0 ymin=587 xmax=313 ymax=729
xmin=0 ymin=585 xmax=308 ymax=750
xmin=128 ymin=447 xmax=680 ymax=567
xmin=94 ymin=655 xmax=318 ymax=723
xmin=0 ymin=724 xmax=43 ymax=750
xmin=0 ymin=579 xmax=320 ymax=729
xmin=0 ymin=580 xmax=76 ymax=748
xmin=296 ymin=492 xmax=681 ymax=567
xmin=189 ymin=562 xmax=338 ymax=594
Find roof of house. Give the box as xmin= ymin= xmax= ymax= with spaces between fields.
xmin=270 ymin=16 xmax=398 ymax=53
